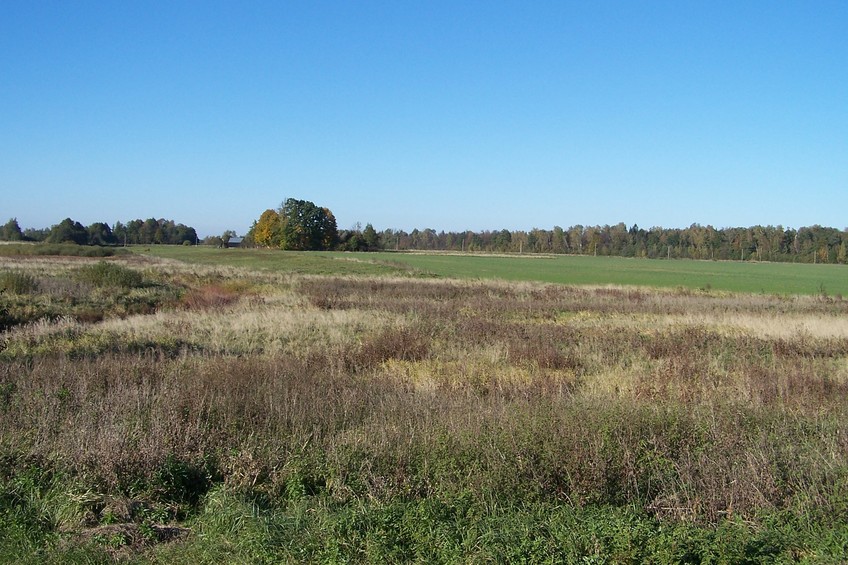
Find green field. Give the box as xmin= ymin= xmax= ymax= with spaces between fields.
xmin=138 ymin=246 xmax=847 ymax=296
xmin=368 ymin=253 xmax=848 ymax=296
xmin=132 ymin=245 xmax=401 ymax=277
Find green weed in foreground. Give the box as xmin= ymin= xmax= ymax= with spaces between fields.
xmin=3 ymin=473 xmax=845 ymax=564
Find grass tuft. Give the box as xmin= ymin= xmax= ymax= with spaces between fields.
xmin=75 ymin=262 xmax=144 ymax=289
xmin=0 ymin=272 xmax=38 ymax=294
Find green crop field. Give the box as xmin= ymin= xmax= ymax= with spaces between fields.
xmin=138 ymin=245 xmax=847 ymax=296
xmin=365 ymin=252 xmax=848 ymax=296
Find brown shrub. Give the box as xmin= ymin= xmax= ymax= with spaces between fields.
xmin=347 ymin=325 xmax=431 ymax=372
xmin=180 ymin=284 xmax=240 ymax=310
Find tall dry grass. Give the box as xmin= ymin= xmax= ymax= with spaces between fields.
xmin=2 ymin=265 xmax=848 ymax=526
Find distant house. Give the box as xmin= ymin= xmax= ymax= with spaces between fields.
xmin=225 ymin=237 xmax=243 ymax=248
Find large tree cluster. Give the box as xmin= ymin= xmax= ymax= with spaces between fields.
xmin=247 ymin=198 xmax=338 ymax=251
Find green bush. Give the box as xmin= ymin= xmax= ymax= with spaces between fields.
xmin=75 ymin=262 xmax=143 ymax=289
xmin=0 ymin=272 xmax=37 ymax=294
xmin=153 ymin=455 xmax=218 ymax=508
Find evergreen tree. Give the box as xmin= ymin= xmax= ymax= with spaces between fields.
xmin=1 ymin=218 xmax=23 ymax=241
xmin=48 ymin=218 xmax=88 ymax=245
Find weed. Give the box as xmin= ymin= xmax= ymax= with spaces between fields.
xmin=179 ymin=284 xmax=240 ymax=310
xmin=0 ymin=271 xmax=37 ymax=294
xmin=75 ymin=261 xmax=144 ymax=289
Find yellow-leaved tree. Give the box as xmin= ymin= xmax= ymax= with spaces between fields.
xmin=252 ymin=209 xmax=281 ymax=248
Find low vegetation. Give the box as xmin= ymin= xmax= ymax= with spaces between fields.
xmin=0 ymin=257 xmax=180 ymax=332
xmin=1 ymin=252 xmax=847 ymax=562
xmin=0 ymin=243 xmax=130 ymax=258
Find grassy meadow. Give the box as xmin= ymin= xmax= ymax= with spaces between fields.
xmin=139 ymin=245 xmax=848 ymax=296
xmin=1 ymin=247 xmax=848 ymax=562
xmin=369 ymin=252 xmax=848 ymax=296
xmin=130 ymin=245 xmax=405 ymax=277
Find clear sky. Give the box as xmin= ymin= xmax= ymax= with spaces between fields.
xmin=1 ymin=1 xmax=846 ymax=237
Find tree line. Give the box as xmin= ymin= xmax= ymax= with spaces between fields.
xmin=6 ymin=208 xmax=847 ymax=265
xmin=1 ymin=217 xmax=198 ymax=246
xmin=360 ymin=223 xmax=848 ymax=264
xmin=239 ymin=200 xmax=847 ymax=263
xmin=238 ymin=198 xmax=848 ymax=263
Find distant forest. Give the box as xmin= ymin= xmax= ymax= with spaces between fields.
xmin=348 ymin=223 xmax=848 ymax=264
xmin=1 ymin=217 xmax=198 ymax=246
xmin=4 ymin=215 xmax=847 ymax=264
xmin=244 ymin=215 xmax=847 ymax=264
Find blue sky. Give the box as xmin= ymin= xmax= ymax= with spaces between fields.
xmin=1 ymin=1 xmax=846 ymax=237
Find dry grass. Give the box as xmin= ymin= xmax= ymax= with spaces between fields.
xmin=2 ymin=261 xmax=848 ymax=529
